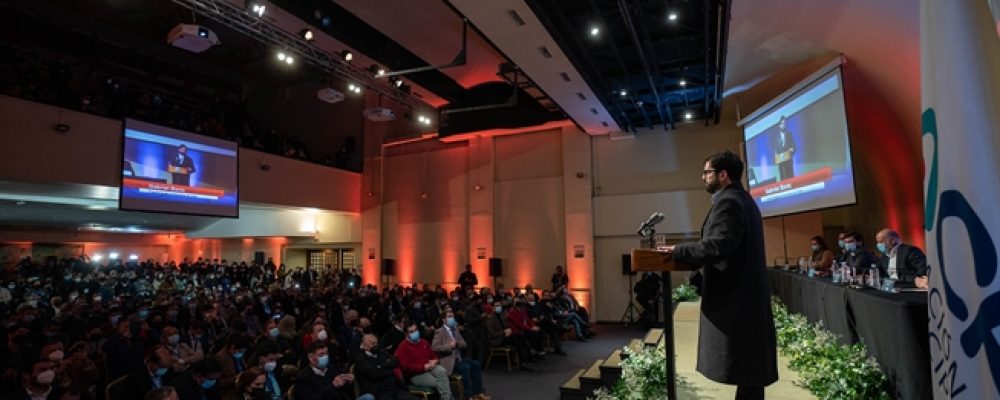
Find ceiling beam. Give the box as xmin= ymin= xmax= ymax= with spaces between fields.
xmin=618 ymin=0 xmax=668 ymax=130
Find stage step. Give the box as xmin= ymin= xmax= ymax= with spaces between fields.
xmin=559 ymin=368 xmax=586 ymax=400
xmin=579 ymin=358 xmax=605 ymax=396
xmin=600 ymin=349 xmax=623 ymax=388
xmin=643 ymin=328 xmax=664 ymax=347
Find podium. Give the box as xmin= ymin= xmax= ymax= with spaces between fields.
xmin=168 ymin=166 xmax=190 ymax=174
xmin=632 ymin=248 xmax=697 ymax=400
xmin=774 ymin=150 xmax=792 ymax=164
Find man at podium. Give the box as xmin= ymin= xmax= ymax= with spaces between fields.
xmin=773 ymin=116 xmax=796 ymax=181
xmin=661 ymin=150 xmax=777 ymax=400
xmin=167 ymin=144 xmax=197 ymax=186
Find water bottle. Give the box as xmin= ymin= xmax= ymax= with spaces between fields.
xmin=870 ymin=264 xmax=880 ymax=289
xmin=832 ymin=262 xmax=842 ymax=283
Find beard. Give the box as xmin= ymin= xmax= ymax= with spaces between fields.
xmin=705 ymin=180 xmax=722 ymax=194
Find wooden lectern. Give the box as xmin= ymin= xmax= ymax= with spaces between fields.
xmin=631 ymin=248 xmax=697 ymax=400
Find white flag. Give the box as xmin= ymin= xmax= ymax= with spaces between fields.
xmin=922 ymin=0 xmax=1000 ymax=399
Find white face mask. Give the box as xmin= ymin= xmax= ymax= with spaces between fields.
xmin=36 ymin=370 xmax=56 ymax=385
xmin=316 ymin=330 xmax=328 ymax=341
xmin=48 ymin=350 xmax=64 ymax=363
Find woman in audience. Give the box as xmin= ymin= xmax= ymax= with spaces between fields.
xmin=235 ymin=367 xmax=268 ymax=400
xmin=809 ymin=236 xmax=836 ymax=274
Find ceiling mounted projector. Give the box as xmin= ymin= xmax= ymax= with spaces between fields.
xmin=363 ymin=107 xmax=396 ymax=122
xmin=316 ymin=88 xmax=345 ymax=104
xmin=168 ymin=23 xmax=220 ymax=53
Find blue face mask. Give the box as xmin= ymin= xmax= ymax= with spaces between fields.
xmin=200 ymin=378 xmax=217 ymax=389
xmin=138 ymin=310 xmax=150 ymax=319
xmin=408 ymin=331 xmax=421 ymax=342
xmin=317 ymin=354 xmax=330 ymax=368
xmin=494 ymin=306 xmax=503 ymax=314
xmin=446 ymin=317 xmax=457 ymax=328
xmin=877 ymin=243 xmax=887 ymax=253
xmin=811 ymin=244 xmax=820 ymax=252
xmin=845 ymin=242 xmax=857 ymax=252
xmin=269 ymin=327 xmax=280 ymax=338
xmin=233 ymin=350 xmax=245 ymax=359
xmin=155 ymin=367 xmax=169 ymax=377
xmin=838 ymin=240 xmax=846 ymax=250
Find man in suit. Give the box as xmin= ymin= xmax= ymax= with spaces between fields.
xmin=172 ymin=357 xmax=223 ymax=400
xmin=378 ymin=315 xmax=406 ymax=353
xmin=213 ymin=334 xmax=251 ymax=395
xmin=662 ymin=150 xmax=778 ymax=400
xmin=431 ymin=311 xmax=488 ymax=400
xmin=773 ymin=116 xmax=796 ymax=181
xmin=875 ymin=229 xmax=929 ymax=288
xmin=354 ymin=334 xmax=416 ymax=400
xmin=5 ymin=358 xmax=57 ymax=400
xmin=294 ymin=341 xmax=369 ymax=400
xmin=838 ymin=231 xmax=880 ymax=272
xmin=168 ymin=144 xmax=196 ymax=186
xmin=113 ymin=345 xmax=177 ymax=400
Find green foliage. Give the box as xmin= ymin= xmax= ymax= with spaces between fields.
xmin=671 ymin=283 xmax=700 ymax=302
xmin=590 ymin=341 xmax=667 ymax=400
xmin=771 ymin=297 xmax=891 ymax=400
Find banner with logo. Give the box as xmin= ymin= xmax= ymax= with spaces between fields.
xmin=922 ymin=0 xmax=1000 ymax=398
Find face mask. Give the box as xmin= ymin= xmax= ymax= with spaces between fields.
xmin=845 ymin=243 xmax=857 ymax=252
xmin=877 ymin=243 xmax=887 ymax=253
xmin=155 ymin=367 xmax=169 ymax=377
xmin=233 ymin=350 xmax=245 ymax=359
xmin=811 ymin=244 xmax=820 ymax=252
xmin=451 ymin=297 xmax=458 ymax=302
xmin=23 ymin=315 xmax=35 ymax=323
xmin=168 ymin=334 xmax=180 ymax=345
xmin=200 ymin=378 xmax=217 ymax=389
xmin=413 ymin=302 xmax=421 ymax=309
xmin=110 ymin=315 xmax=121 ymax=325
xmin=167 ymin=310 xmax=178 ymax=318
xmin=494 ymin=306 xmax=503 ymax=314
xmin=48 ymin=350 xmax=65 ymax=362
xmin=317 ymin=354 xmax=330 ymax=368
xmin=269 ymin=327 xmax=280 ymax=338
xmin=194 ymin=334 xmax=203 ymax=340
xmin=407 ymin=331 xmax=420 ymax=342
xmin=528 ymin=301 xmax=536 ymax=306
xmin=838 ymin=240 xmax=846 ymax=250
xmin=36 ymin=370 xmax=56 ymax=385
xmin=7 ymin=284 xmax=13 ymax=290
xmin=446 ymin=317 xmax=457 ymax=328
xmin=316 ymin=330 xmax=328 ymax=341
xmin=138 ymin=310 xmax=150 ymax=319
xmin=263 ymin=361 xmax=277 ymax=372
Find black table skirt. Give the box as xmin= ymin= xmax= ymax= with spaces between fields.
xmin=768 ymin=269 xmax=931 ymax=400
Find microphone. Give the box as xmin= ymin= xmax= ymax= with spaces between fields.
xmin=637 ymin=212 xmax=665 ymax=235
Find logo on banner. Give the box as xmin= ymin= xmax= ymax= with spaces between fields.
xmin=924 ymin=109 xmax=1000 ymax=398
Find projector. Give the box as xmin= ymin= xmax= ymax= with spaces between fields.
xmin=363 ymin=107 xmax=396 ymax=122
xmin=167 ymin=23 xmax=220 ymax=53
xmin=316 ymin=88 xmax=345 ymax=104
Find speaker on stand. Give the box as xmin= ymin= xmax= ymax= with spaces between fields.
xmin=380 ymin=259 xmax=395 ymax=288
xmin=488 ymin=257 xmax=502 ymax=291
xmin=620 ymin=254 xmax=641 ymax=326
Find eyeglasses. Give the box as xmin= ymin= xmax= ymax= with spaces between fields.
xmin=702 ymin=169 xmax=716 ymax=176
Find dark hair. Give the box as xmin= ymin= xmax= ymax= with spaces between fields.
xmin=144 ymin=387 xmax=177 ymax=400
xmin=255 ymin=340 xmax=278 ymax=357
xmin=305 ymin=341 xmax=327 ymax=356
xmin=236 ymin=367 xmax=265 ymax=395
xmin=704 ymin=150 xmax=744 ymax=182
xmin=227 ymin=334 xmax=251 ymax=350
xmin=846 ymin=231 xmax=865 ymax=244
xmin=196 ymin=357 xmax=223 ymax=375
xmin=810 ymin=236 xmax=829 ymax=252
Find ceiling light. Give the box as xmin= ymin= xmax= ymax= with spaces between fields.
xmin=340 ymin=50 xmax=353 ymax=61
xmin=300 ymin=29 xmax=314 ymax=41
xmin=321 ymin=16 xmax=332 ymax=27
xmin=249 ymin=3 xmax=266 ymax=18
xmin=276 ymin=51 xmax=286 ymax=61
xmin=668 ymin=12 xmax=678 ymax=22
xmin=109 ymin=252 xmax=120 ymax=260
xmin=93 ymin=254 xmax=103 ymax=262
xmin=684 ymin=111 xmax=693 ymax=120
xmin=679 ymin=79 xmax=687 ymax=87
xmin=285 ymin=55 xmax=294 ymax=64
xmin=619 ymin=89 xmax=628 ymax=97
xmin=128 ymin=254 xmax=139 ymax=260
xmin=590 ymin=26 xmax=600 ymax=36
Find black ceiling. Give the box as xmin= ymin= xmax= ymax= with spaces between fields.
xmin=527 ymin=0 xmax=731 ymax=131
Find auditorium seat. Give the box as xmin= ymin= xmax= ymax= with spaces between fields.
xmin=485 ymin=346 xmax=518 ymax=371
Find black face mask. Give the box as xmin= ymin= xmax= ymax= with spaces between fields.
xmin=249 ymin=388 xmax=270 ymax=400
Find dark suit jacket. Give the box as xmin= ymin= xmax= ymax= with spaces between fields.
xmin=294 ymin=365 xmax=349 ymax=400
xmin=171 ymin=371 xmax=221 ymax=400
xmin=168 ymin=152 xmax=196 ymax=185
xmin=379 ymin=328 xmax=405 ymax=353
xmin=774 ymin=130 xmax=796 ymax=155
xmin=878 ymin=243 xmax=928 ymax=284
xmin=672 ymin=183 xmax=778 ymax=386
xmin=354 ymin=348 xmax=404 ymax=397
xmin=111 ymin=367 xmax=177 ymax=400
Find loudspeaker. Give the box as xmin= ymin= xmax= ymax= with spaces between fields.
xmin=622 ymin=254 xmax=636 ymax=276
xmin=381 ymin=259 xmax=396 ymax=276
xmin=254 ymin=251 xmax=265 ymax=265
xmin=489 ymin=257 xmax=503 ymax=277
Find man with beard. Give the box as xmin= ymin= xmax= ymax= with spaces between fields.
xmin=660 ymin=150 xmax=777 ymax=400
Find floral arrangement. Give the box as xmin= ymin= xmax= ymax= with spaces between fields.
xmin=771 ymin=297 xmax=890 ymax=399
xmin=671 ymin=283 xmax=700 ymax=302
xmin=590 ymin=340 xmax=667 ymax=400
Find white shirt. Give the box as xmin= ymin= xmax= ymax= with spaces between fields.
xmin=888 ymin=244 xmax=901 ymax=280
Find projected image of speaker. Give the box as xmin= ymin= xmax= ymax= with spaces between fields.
xmin=622 ymin=254 xmax=636 ymax=276
xmin=381 ymin=259 xmax=396 ymax=276
xmin=489 ymin=257 xmax=503 ymax=277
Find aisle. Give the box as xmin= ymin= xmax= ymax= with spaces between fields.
xmin=673 ymin=301 xmax=815 ymax=399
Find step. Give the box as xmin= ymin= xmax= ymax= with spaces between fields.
xmin=579 ymin=359 xmax=605 ymax=397
xmin=644 ymin=328 xmax=664 ymax=347
xmin=623 ymin=339 xmax=643 ymax=359
xmin=600 ymin=349 xmax=623 ymax=388
xmin=559 ymin=368 xmax=586 ymax=400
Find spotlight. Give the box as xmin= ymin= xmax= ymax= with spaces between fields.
xmin=348 ymin=83 xmax=362 ymax=94
xmin=93 ymin=254 xmax=103 ymax=262
xmin=128 ymin=254 xmax=139 ymax=261
xmin=368 ymin=64 xmax=385 ymax=76
xmin=109 ymin=252 xmax=119 ymax=260
xmin=668 ymin=12 xmax=678 ymax=22
xmin=679 ymin=79 xmax=687 ymax=87
xmin=417 ymin=115 xmax=431 ymax=125
xmin=590 ymin=26 xmax=600 ymax=36
xmin=619 ymin=89 xmax=627 ymax=97
xmin=248 ymin=2 xmax=266 ymax=17
xmin=276 ymin=51 xmax=286 ymax=61
xmin=299 ymin=28 xmax=314 ymax=41
xmin=390 ymin=77 xmax=404 ymax=88
xmin=321 ymin=16 xmax=332 ymax=27
xmin=340 ymin=50 xmax=353 ymax=62
xmin=285 ymin=55 xmax=294 ymax=64
xmin=684 ymin=111 xmax=693 ymax=120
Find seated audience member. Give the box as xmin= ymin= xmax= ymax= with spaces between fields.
xmin=180 ymin=321 xmax=208 ymax=367
xmin=378 ymin=315 xmax=406 ymax=353
xmin=837 ymin=231 xmax=879 ymax=271
xmin=875 ymin=229 xmax=930 ymax=288
xmin=13 ymin=358 xmax=57 ymax=400
xmin=354 ymin=334 xmax=416 ymax=400
xmin=213 ymin=335 xmax=251 ymax=394
xmin=504 ymin=298 xmax=545 ymax=357
xmin=235 ymin=367 xmax=268 ymax=400
xmin=808 ymin=236 xmax=836 ymax=274
xmin=144 ymin=386 xmax=180 ymax=400
xmin=483 ymin=301 xmax=532 ymax=372
xmin=432 ymin=311 xmax=489 ymax=400
xmin=393 ymin=322 xmax=452 ymax=400
xmin=294 ymin=341 xmax=370 ymax=400
xmin=161 ymin=325 xmax=189 ymax=373
xmin=253 ymin=341 xmax=288 ymax=400
xmin=116 ymin=345 xmax=176 ymax=399
xmin=172 ymin=358 xmax=223 ymax=400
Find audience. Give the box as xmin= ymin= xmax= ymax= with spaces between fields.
xmin=394 ymin=322 xmax=451 ymax=400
